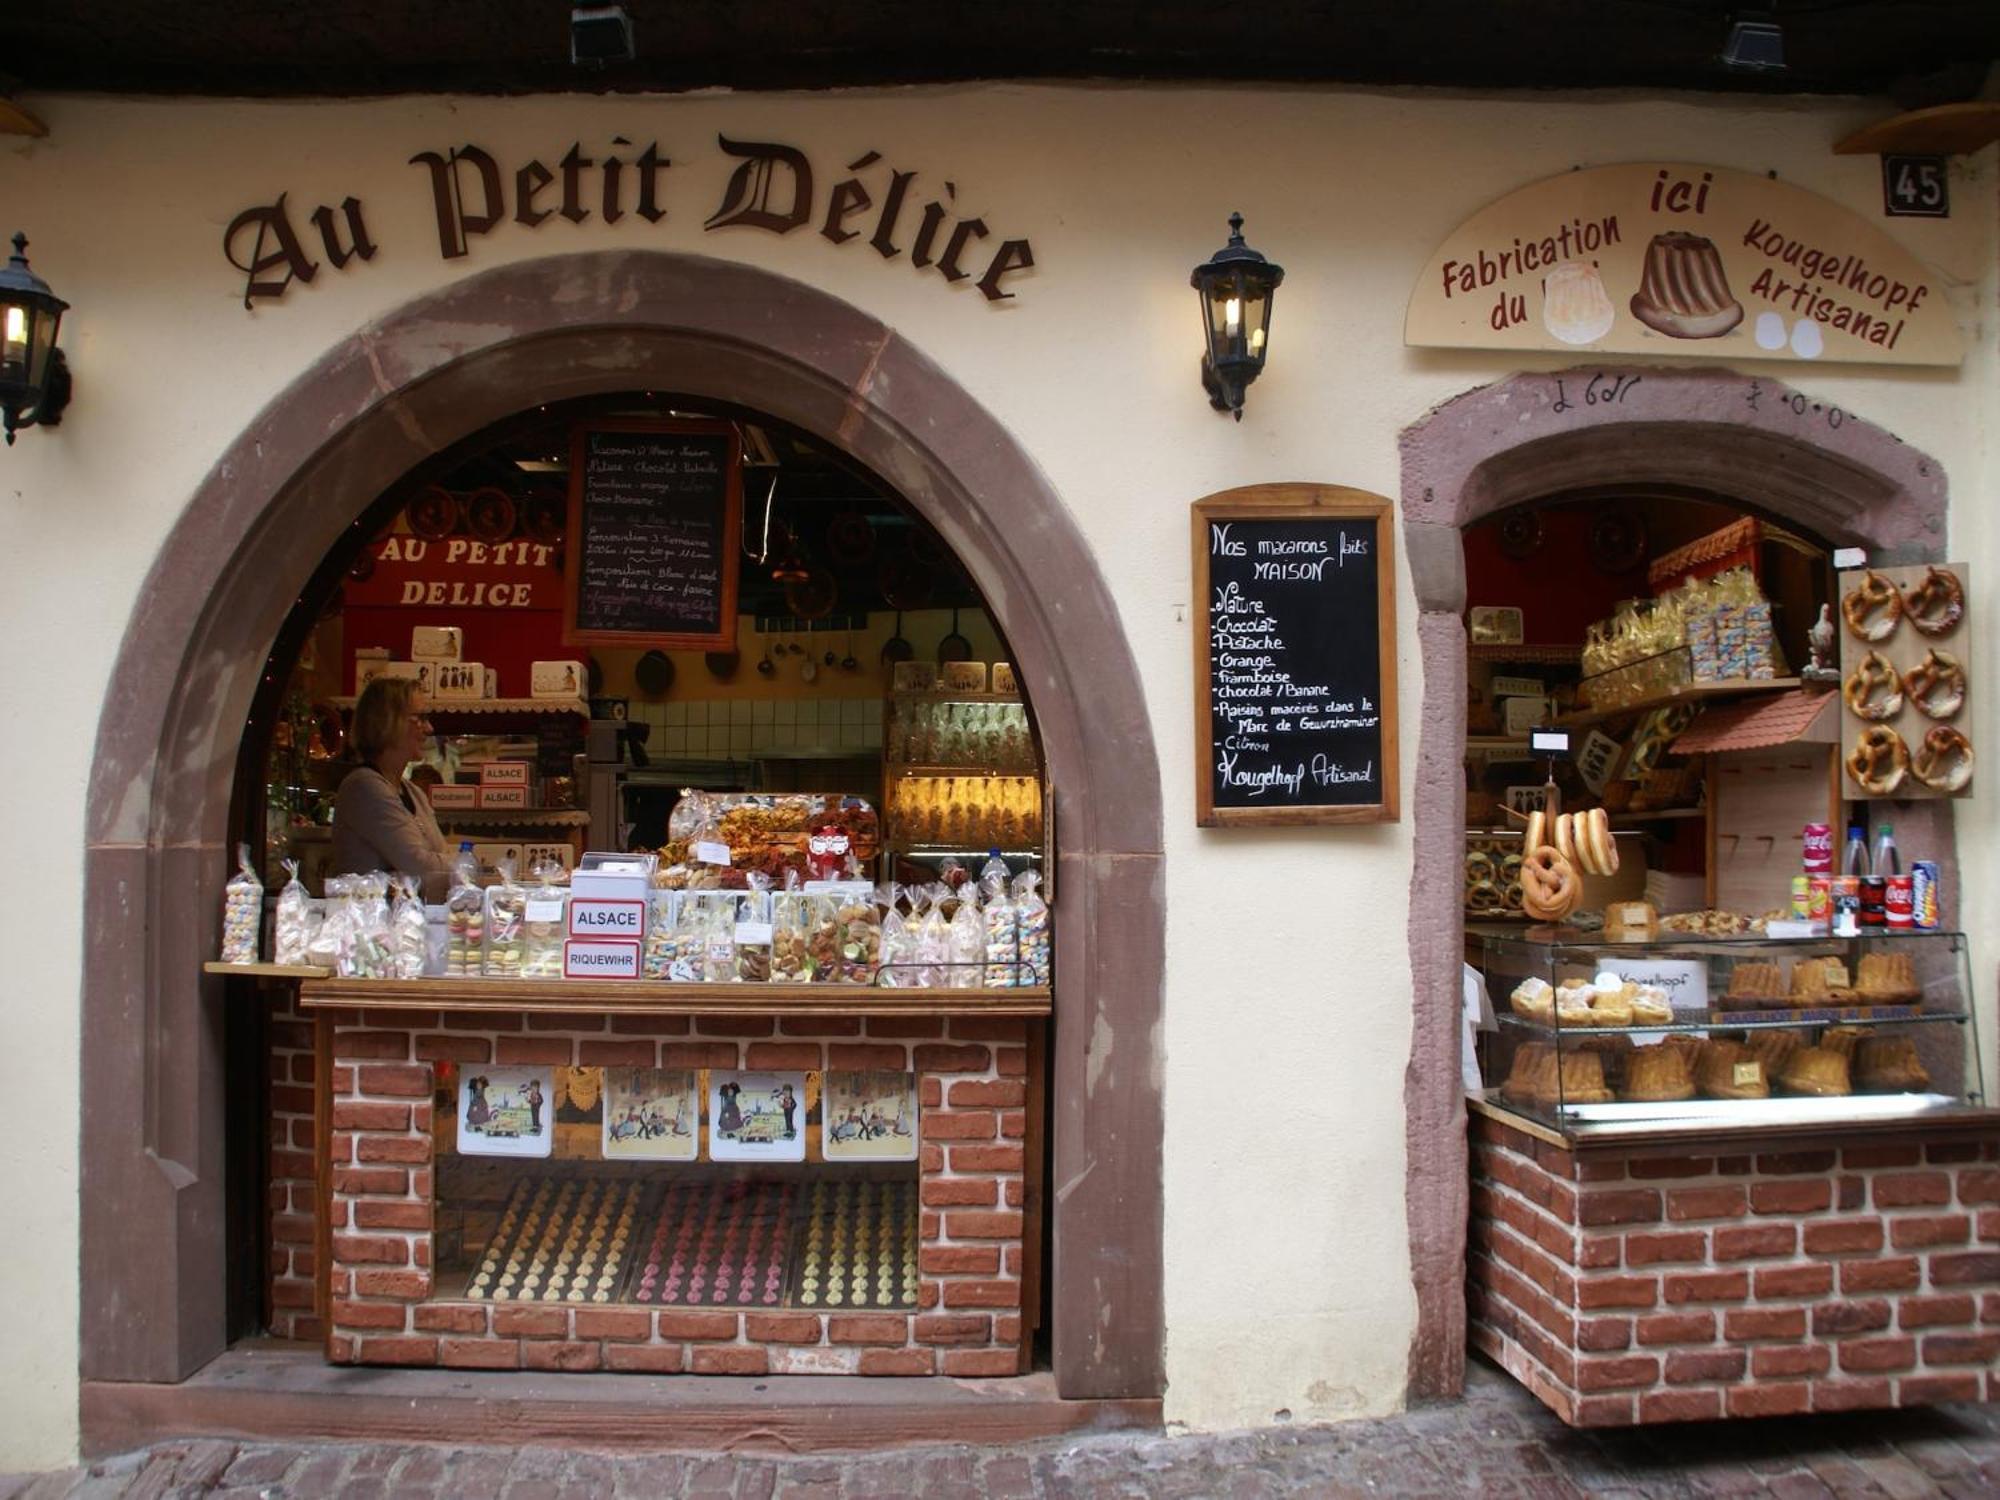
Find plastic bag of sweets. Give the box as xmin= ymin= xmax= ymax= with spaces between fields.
xmin=310 ymin=875 xmax=351 ymax=973
xmin=735 ymin=875 xmax=775 ymax=983
xmin=273 ymin=858 xmax=311 ymax=966
xmin=445 ymin=854 xmax=484 ymax=977
xmin=702 ymin=895 xmax=739 ymax=983
xmin=220 ymin=844 xmax=263 ymax=964
xmin=389 ymin=875 xmax=429 ymax=980
xmin=948 ymin=886 xmax=984 ymax=989
xmin=837 ymin=895 xmax=882 ymax=985
xmin=643 ymin=886 xmax=678 ymax=979
xmin=355 ymin=873 xmax=398 ymax=979
xmin=523 ymin=866 xmax=569 ymax=979
xmin=980 ymin=859 xmax=1017 ymax=988
xmin=483 ymin=862 xmax=528 ymax=978
xmin=916 ymin=886 xmax=953 ymax=989
xmin=1013 ymin=870 xmax=1050 ymax=986
xmin=879 ymin=885 xmax=916 ymax=988
xmin=806 ymin=893 xmax=845 ymax=984
xmin=668 ymin=895 xmax=705 ymax=981
xmin=769 ymin=872 xmax=811 ymax=982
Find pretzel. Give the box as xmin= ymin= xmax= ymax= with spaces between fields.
xmin=1845 ymin=725 xmax=1909 ymax=796
xmin=1903 ymin=566 xmax=1964 ymax=637
xmin=1903 ymin=649 xmax=1966 ymax=720
xmin=1523 ymin=809 xmax=1545 ymax=859
xmin=1465 ymin=850 xmax=1495 ymax=886
xmin=1553 ymin=812 xmax=1578 ymax=866
xmin=1841 ymin=571 xmax=1902 ymax=641
xmin=1520 ymin=846 xmax=1580 ymax=922
xmin=1585 ymin=807 xmax=1618 ymax=875
xmin=1912 ymin=726 xmax=1974 ymax=793
xmin=1842 ymin=650 xmax=1904 ymax=721
xmin=1502 ymin=880 xmax=1524 ymax=910
xmin=1467 ymin=878 xmax=1503 ymax=910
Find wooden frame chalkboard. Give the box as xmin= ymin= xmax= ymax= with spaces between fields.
xmin=1192 ymin=484 xmax=1400 ymax=826
xmin=563 ymin=417 xmax=743 ymax=652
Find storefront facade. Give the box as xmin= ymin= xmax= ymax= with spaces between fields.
xmin=2 ymin=85 xmax=1995 ymax=1467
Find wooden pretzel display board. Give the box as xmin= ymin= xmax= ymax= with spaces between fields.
xmin=1835 ymin=563 xmax=1972 ymax=800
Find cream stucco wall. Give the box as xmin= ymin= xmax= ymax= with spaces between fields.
xmin=0 ymin=84 xmax=1993 ymax=1467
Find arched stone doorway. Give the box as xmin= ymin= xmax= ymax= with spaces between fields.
xmin=80 ymin=251 xmax=1165 ymax=1407
xmin=1396 ymin=365 xmax=1954 ymax=1398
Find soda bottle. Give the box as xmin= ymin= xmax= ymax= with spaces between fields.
xmin=1841 ymin=825 xmax=1870 ymax=877
xmin=1872 ymin=824 xmax=1900 ymax=878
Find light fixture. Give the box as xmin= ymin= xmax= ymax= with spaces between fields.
xmin=0 ymin=233 xmax=71 ymax=446
xmin=1190 ymin=213 xmax=1283 ymax=421
xmin=1721 ymin=16 xmax=1786 ymax=72
xmin=571 ymin=4 xmax=635 ymax=67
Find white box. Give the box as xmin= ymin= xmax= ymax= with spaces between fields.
xmin=471 ymin=842 xmax=525 ymax=878
xmin=484 ymin=666 xmax=499 ymax=699
xmin=357 ymin=658 xmax=433 ymax=696
xmin=532 ymin=660 xmax=588 ymax=698
xmin=570 ymin=852 xmax=655 ymax=906
xmin=410 ymin=626 xmax=463 ymax=662
xmin=1501 ymin=695 xmax=1550 ymax=737
xmin=479 ymin=785 xmax=529 ymax=810
xmin=569 ymin=897 xmax=646 ymax=941
xmin=563 ymin=938 xmax=642 ymax=980
xmin=892 ymin=662 xmax=938 ymax=693
xmin=991 ymin=661 xmax=1018 ymax=696
xmin=477 ymin=760 xmax=532 ymax=788
xmin=433 ymin=660 xmax=485 ymax=700
xmin=942 ymin=661 xmax=988 ymax=694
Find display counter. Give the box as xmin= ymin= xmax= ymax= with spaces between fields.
xmin=1467 ymin=927 xmax=2000 ymax=1425
xmin=285 ymin=976 xmax=1045 ymax=1378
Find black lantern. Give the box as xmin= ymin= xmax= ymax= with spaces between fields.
xmin=1190 ymin=213 xmax=1283 ymax=421
xmin=0 ymin=234 xmax=71 ymax=446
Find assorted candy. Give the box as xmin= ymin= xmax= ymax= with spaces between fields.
xmin=220 ymin=844 xmax=263 ymax=964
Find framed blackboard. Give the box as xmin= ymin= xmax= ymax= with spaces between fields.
xmin=1192 ymin=485 xmax=1400 ymax=826
xmin=563 ymin=418 xmax=743 ymax=652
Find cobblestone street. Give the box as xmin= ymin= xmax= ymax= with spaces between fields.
xmin=10 ymin=1359 xmax=2000 ymax=1498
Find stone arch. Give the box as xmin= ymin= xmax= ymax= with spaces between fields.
xmin=80 ymin=250 xmax=1165 ymax=1405
xmin=1395 ymin=365 xmax=1951 ymax=1398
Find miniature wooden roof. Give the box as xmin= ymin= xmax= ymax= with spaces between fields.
xmin=1671 ymin=688 xmax=1839 ymax=756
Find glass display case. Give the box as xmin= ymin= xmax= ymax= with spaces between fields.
xmin=1473 ymin=927 xmax=1982 ymax=1135
xmin=882 ymin=689 xmax=1047 ymax=881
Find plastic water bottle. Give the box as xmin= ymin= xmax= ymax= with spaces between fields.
xmin=1872 ymin=824 xmax=1900 ymax=878
xmin=1841 ymin=825 xmax=1870 ymax=877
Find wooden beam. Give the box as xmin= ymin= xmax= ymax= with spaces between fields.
xmin=298 ymin=975 xmax=1053 ymax=1018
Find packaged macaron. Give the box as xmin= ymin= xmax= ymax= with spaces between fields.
xmin=220 ymin=844 xmax=263 ymax=964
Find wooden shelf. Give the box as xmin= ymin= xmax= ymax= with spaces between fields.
xmin=298 ymin=977 xmax=1052 ymax=1018
xmin=433 ymin=808 xmax=591 ymax=827
xmin=1555 ymin=678 xmax=1800 ymax=730
xmin=1609 ymin=807 xmax=1706 ymax=825
xmin=1466 ymin=735 xmax=1531 ymax=751
xmin=205 ymin=962 xmax=334 ymax=980
xmin=331 ymin=696 xmax=590 ymax=717
xmin=889 ymin=765 xmax=1038 ymax=778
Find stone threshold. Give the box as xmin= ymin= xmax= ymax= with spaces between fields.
xmin=80 ymin=1341 xmax=1162 ymax=1460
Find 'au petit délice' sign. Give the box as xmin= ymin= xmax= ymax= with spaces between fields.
xmin=224 ymin=134 xmax=1035 ymax=309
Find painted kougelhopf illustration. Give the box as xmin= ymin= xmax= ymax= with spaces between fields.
xmin=1629 ymin=231 xmax=1744 ymax=339
xmin=1541 ymin=259 xmax=1616 ymax=345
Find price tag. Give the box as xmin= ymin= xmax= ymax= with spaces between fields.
xmin=1529 ymin=729 xmax=1571 ymax=756
xmin=1733 ymin=1062 xmax=1762 ymax=1087
xmin=526 ymin=898 xmax=565 ymax=923
xmin=735 ymin=922 xmax=774 ymax=945
xmin=694 ymin=840 xmax=733 ymax=867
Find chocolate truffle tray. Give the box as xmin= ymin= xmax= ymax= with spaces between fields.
xmin=442 ymin=1168 xmax=919 ymax=1310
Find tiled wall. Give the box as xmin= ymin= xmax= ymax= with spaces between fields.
xmin=624 ymin=698 xmax=883 ymax=759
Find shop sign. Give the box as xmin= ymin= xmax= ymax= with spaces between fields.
xmin=344 ymin=532 xmax=561 ymax=611
xmin=1406 ymin=163 xmax=1962 ymax=367
xmin=223 ymin=134 xmax=1035 ymax=309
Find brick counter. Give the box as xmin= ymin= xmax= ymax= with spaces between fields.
xmin=316 ymin=1010 xmax=1036 ymax=1376
xmin=1468 ymin=1106 xmax=2000 ymax=1425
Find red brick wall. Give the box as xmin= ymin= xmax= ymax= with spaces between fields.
xmin=1469 ymin=1110 xmax=2000 ymax=1425
xmin=267 ymin=990 xmax=320 ymax=1340
xmin=319 ymin=1009 xmax=1031 ymax=1375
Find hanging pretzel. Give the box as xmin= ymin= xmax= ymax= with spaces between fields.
xmin=1904 ymin=566 xmax=1964 ymax=637
xmin=1842 ymin=650 xmax=1904 ymax=721
xmin=1845 ymin=725 xmax=1909 ymax=796
xmin=1520 ymin=846 xmax=1580 ymax=921
xmin=1840 ymin=570 xmax=1902 ymax=641
xmin=1912 ymin=726 xmax=1974 ymax=793
xmin=1903 ymin=649 xmax=1966 ymax=720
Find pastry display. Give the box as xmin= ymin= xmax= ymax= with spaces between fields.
xmin=1542 ymin=260 xmax=1616 ymax=346
xmin=1903 ymin=650 xmax=1966 ymax=720
xmin=1621 ymin=1043 xmax=1696 ymax=1102
xmin=1855 ymin=1036 xmax=1931 ymax=1093
xmin=1788 ymin=956 xmax=1851 ymax=1003
xmin=1604 ymin=901 xmax=1659 ymax=943
xmin=1659 ymin=909 xmax=1761 ymax=936
xmin=1723 ymin=961 xmax=1784 ymax=1006
xmin=464 ymin=1177 xmax=643 ymax=1305
xmin=1903 ymin=567 xmax=1964 ymax=637
xmin=1509 ymin=977 xmax=1555 ymax=1023
xmin=1745 ymin=1028 xmax=1805 ymax=1080
xmin=792 ymin=1178 xmax=920 ymax=1311
xmin=1911 ymin=726 xmax=1973 ymax=793
xmin=1698 ymin=1040 xmax=1770 ymax=1101
xmin=1520 ymin=842 xmax=1582 ymax=923
xmin=1628 ymin=985 xmax=1673 ymax=1026
xmin=1554 ymin=981 xmax=1597 ymax=1027
xmin=632 ymin=1180 xmax=797 ymax=1308
xmin=1819 ymin=1025 xmax=1868 ymax=1059
xmin=1855 ymin=951 xmax=1919 ymax=1002
xmin=1571 ymin=1034 xmax=1634 ymax=1090
xmin=1778 ymin=1045 xmax=1853 ymax=1098
xmin=1629 ymin=232 xmax=1744 ymax=339
xmin=1846 ymin=725 xmax=1910 ymax=796
xmin=1501 ymin=1044 xmax=1556 ymax=1106
xmin=1841 ymin=571 xmax=1903 ymax=642
xmin=1842 ymin=651 xmax=1904 ymax=722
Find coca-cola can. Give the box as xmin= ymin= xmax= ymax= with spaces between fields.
xmin=1885 ymin=875 xmax=1914 ymax=928
xmin=1802 ymin=823 xmax=1834 ymax=875
xmin=1912 ymin=861 xmax=1941 ymax=929
xmin=1807 ymin=875 xmax=1832 ymax=923
xmin=1860 ymin=876 xmax=1888 ymax=928
xmin=1790 ymin=875 xmax=1812 ymax=920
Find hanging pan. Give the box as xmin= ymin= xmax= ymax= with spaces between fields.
xmin=407 ymin=484 xmax=458 ymax=542
xmin=785 ymin=564 xmax=839 ymax=621
xmin=826 ymin=509 xmax=877 ymax=566
xmin=704 ymin=649 xmax=740 ymax=682
xmin=634 ymin=650 xmax=676 ymax=699
xmin=880 ymin=611 xmax=915 ymax=666
xmin=466 ymin=486 xmax=519 ymax=545
xmin=938 ymin=607 xmax=974 ymax=665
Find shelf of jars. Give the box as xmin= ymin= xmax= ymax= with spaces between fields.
xmin=329 ymin=695 xmax=590 ymax=717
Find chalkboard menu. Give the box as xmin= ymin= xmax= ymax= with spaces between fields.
xmin=1192 ymin=486 xmax=1400 ymax=826
xmin=563 ymin=418 xmax=742 ymax=652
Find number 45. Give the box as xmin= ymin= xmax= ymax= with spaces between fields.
xmin=1882 ymin=155 xmax=1948 ymax=219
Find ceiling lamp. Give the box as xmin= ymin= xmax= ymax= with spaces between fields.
xmin=1190 ymin=214 xmax=1284 ymax=421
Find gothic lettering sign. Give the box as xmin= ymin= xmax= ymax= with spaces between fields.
xmin=1192 ymin=485 xmax=1400 ymax=827
xmin=1406 ymin=163 xmax=1962 ymax=367
xmin=223 ymin=135 xmax=1035 ymax=310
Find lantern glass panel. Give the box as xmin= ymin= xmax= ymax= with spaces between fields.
xmin=0 ymin=302 xmax=28 ymax=382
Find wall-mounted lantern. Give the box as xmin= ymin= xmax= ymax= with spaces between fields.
xmin=0 ymin=234 xmax=71 ymax=445
xmin=1191 ymin=213 xmax=1283 ymax=421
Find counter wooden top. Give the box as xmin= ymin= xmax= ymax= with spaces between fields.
xmin=1468 ymin=1093 xmax=2000 ymax=1153
xmin=296 ymin=976 xmax=1052 ymax=1019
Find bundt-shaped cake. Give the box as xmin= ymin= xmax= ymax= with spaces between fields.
xmin=1573 ymin=1034 xmax=1635 ymax=1092
xmin=1698 ymin=1039 xmax=1770 ymax=1101
xmin=1543 ymin=1050 xmax=1615 ymax=1107
xmin=1778 ymin=1045 xmax=1853 ymax=1098
xmin=1856 ymin=952 xmax=1919 ymax=1001
xmin=1501 ymin=1044 xmax=1556 ymax=1106
xmin=1630 ymin=232 xmax=1745 ymax=340
xmin=1855 ymin=1036 xmax=1931 ymax=1093
xmin=1725 ymin=961 xmax=1785 ymax=1007
xmin=1790 ymin=957 xmax=1852 ymax=1003
xmin=1542 ymin=260 xmax=1616 ymax=347
xmin=1746 ymin=1028 xmax=1805 ymax=1078
xmin=1622 ymin=1043 xmax=1697 ymax=1103
xmin=1821 ymin=1025 xmax=1869 ymax=1059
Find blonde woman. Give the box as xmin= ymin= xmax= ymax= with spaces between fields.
xmin=329 ymin=677 xmax=455 ymax=900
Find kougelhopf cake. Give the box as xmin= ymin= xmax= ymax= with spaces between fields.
xmin=1725 ymin=961 xmax=1785 ymax=1007
xmin=1621 ymin=1044 xmax=1697 ymax=1103
xmin=1790 ymin=957 xmax=1852 ymax=1003
xmin=1821 ymin=1025 xmax=1869 ymax=1059
xmin=1629 ymin=232 xmax=1745 ymax=340
xmin=1539 ymin=1050 xmax=1615 ymax=1108
xmin=1855 ymin=1036 xmax=1930 ymax=1093
xmin=1745 ymin=1028 xmax=1805 ymax=1077
xmin=1855 ymin=952 xmax=1919 ymax=1002
xmin=1542 ymin=260 xmax=1617 ymax=346
xmin=1656 ymin=1033 xmax=1707 ymax=1069
xmin=1501 ymin=1044 xmax=1556 ymax=1106
xmin=1778 ymin=1045 xmax=1853 ymax=1098
xmin=1698 ymin=1039 xmax=1770 ymax=1101
xmin=1573 ymin=1034 xmax=1636 ymax=1091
